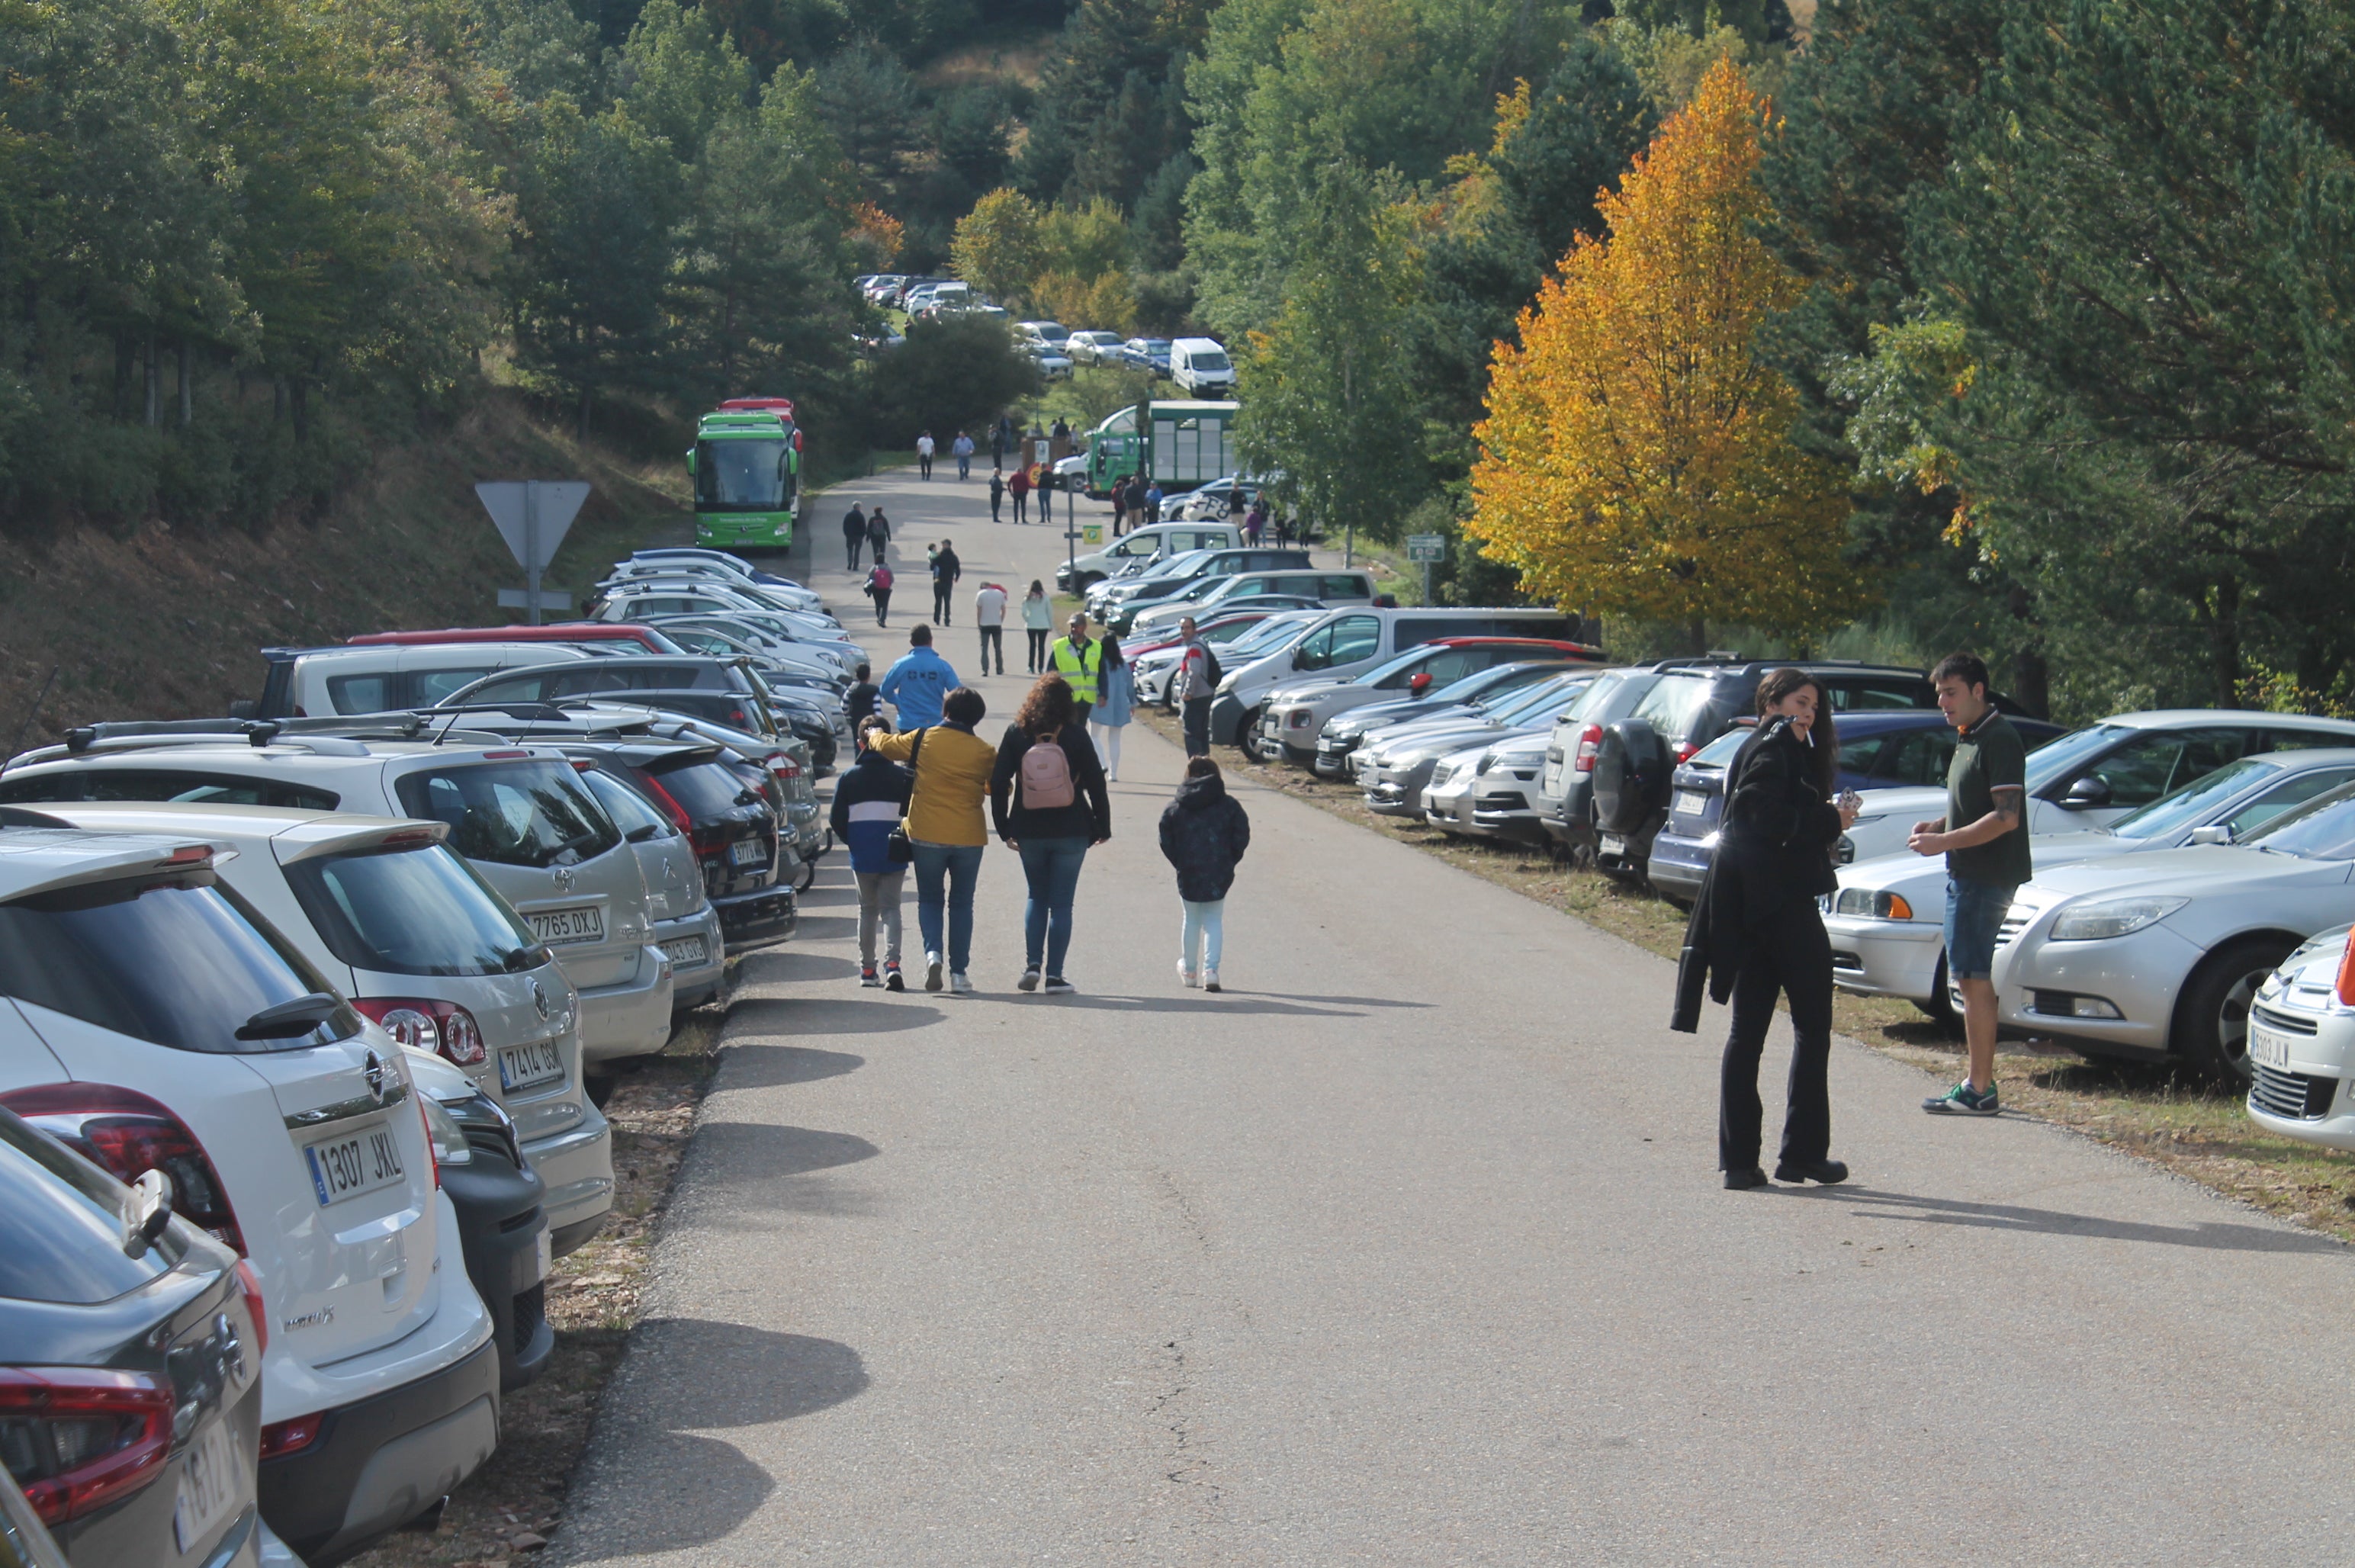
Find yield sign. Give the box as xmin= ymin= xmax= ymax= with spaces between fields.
xmin=475 ymin=481 xmax=590 ymax=573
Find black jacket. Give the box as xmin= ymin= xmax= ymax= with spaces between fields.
xmin=1158 ymin=772 xmax=1251 ymax=902
xmin=828 ymin=745 xmax=914 ymax=874
xmin=842 ymin=506 xmax=867 ymax=540
xmin=1672 ymin=718 xmax=1844 ymax=1031
xmin=989 ymin=722 xmax=1112 ymax=843
xmin=843 ymin=681 xmax=881 ymax=724
xmin=934 ymin=547 xmax=961 ymax=585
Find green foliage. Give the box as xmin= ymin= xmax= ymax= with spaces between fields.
xmin=859 ymin=316 xmax=1042 ymax=448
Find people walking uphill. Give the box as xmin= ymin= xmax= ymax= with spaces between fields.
xmin=917 ymin=429 xmax=935 ymax=480
xmin=843 ymin=663 xmax=881 ymax=728
xmin=1171 ymin=615 xmax=1219 ymax=757
xmin=933 ymin=539 xmax=962 ymax=625
xmin=1091 ymin=632 xmax=1132 ymax=782
xmin=843 ymin=501 xmax=869 ymax=570
xmin=879 ymin=624 xmax=958 ymax=730
xmin=1160 ymin=756 xmax=1251 ymax=992
xmin=831 ymin=715 xmax=914 ymax=990
xmin=867 ymin=505 xmax=892 ymax=564
xmin=953 ymin=430 xmax=975 ymax=480
xmin=974 ymin=580 xmax=1008 ymax=676
xmin=1021 ymin=581 xmax=1052 ymax=673
xmin=864 ymin=559 xmax=895 ymax=626
xmin=867 ymin=688 xmax=996 ymax=994
xmin=1049 ymin=612 xmax=1103 ymax=728
xmin=988 ymin=468 xmax=1005 ymax=522
xmin=1671 ymin=668 xmax=1861 ymax=1191
xmin=1008 ymin=464 xmax=1031 ymax=524
xmin=991 ymin=674 xmax=1113 ymax=997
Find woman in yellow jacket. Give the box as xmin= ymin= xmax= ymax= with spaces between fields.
xmin=866 ymin=686 xmax=997 ymax=993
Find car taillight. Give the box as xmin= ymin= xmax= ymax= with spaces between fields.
xmin=0 ymin=1084 xmax=246 ymax=1255
xmin=2336 ymin=927 xmax=2355 ymax=1007
xmin=1572 ymin=723 xmax=1603 ymax=773
xmin=258 ymin=1413 xmax=324 ymax=1461
xmin=635 ymin=773 xmax=696 ymax=834
xmin=0 ymin=1367 xmax=174 ymax=1527
xmin=1672 ymin=741 xmax=1700 ymax=764
xmin=349 ymin=998 xmax=487 ymax=1067
xmin=236 ymin=1261 xmax=268 ymax=1357
xmin=766 ymin=752 xmax=802 ymax=782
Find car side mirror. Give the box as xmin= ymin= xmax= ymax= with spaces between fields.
xmin=1409 ymin=673 xmax=1432 ymax=695
xmin=626 ymin=822 xmax=667 ymax=843
xmin=2061 ymin=775 xmax=2112 ymax=808
xmin=1290 ymin=648 xmax=1306 ymax=668
xmin=2186 ymin=823 xmax=2232 ymax=845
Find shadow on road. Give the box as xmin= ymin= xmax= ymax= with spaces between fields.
xmin=721 ymin=1043 xmax=865 ymax=1088
xmin=1823 ymin=1187 xmax=2349 ymax=1255
xmin=694 ymin=1119 xmax=880 ymax=1179
xmin=726 ymin=995 xmax=948 ymax=1037
xmin=557 ymin=1322 xmax=868 ymax=1564
xmin=973 ymin=991 xmax=1423 ymax=1018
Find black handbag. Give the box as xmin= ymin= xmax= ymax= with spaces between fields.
xmin=885 ymin=729 xmax=926 ymax=863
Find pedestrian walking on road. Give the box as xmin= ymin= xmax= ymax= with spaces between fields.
xmin=879 ymin=624 xmax=959 ymax=730
xmin=1670 ymin=669 xmax=1860 ymax=1190
xmin=831 ymin=715 xmax=913 ymax=989
xmin=1243 ymin=500 xmax=1264 ymax=546
xmin=953 ymin=431 xmax=975 ymax=480
xmin=842 ymin=662 xmax=881 ymax=728
xmin=1009 ymin=465 xmax=1031 ymax=524
xmin=1911 ymin=652 xmax=2032 ymax=1118
xmin=989 ymin=420 xmax=1007 ymax=471
xmin=863 ymin=561 xmax=895 ymax=626
xmin=866 ymin=506 xmax=892 ymax=563
xmin=1021 ymin=581 xmax=1052 ymax=672
xmin=866 ymin=687 xmax=996 ymax=994
xmin=1091 ymin=633 xmax=1132 ymax=782
xmin=1143 ymin=480 xmax=1164 ymax=525
xmin=917 ymin=429 xmax=935 ymax=480
xmin=988 ymin=468 xmax=1005 ymax=522
xmin=842 ymin=502 xmax=869 ymax=570
xmin=974 ymin=581 xmax=1008 ymax=675
xmin=1160 ymin=755 xmax=1251 ymax=992
xmin=933 ymin=539 xmax=962 ymax=625
xmin=991 ymin=674 xmax=1113 ymax=996
xmin=1049 ymin=613 xmax=1103 ymax=728
xmin=1171 ymin=616 xmax=1219 ymax=757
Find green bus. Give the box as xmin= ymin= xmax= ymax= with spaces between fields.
xmin=688 ymin=397 xmax=803 ymax=549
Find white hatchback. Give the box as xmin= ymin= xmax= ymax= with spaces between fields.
xmin=2247 ymin=921 xmax=2355 ymax=1139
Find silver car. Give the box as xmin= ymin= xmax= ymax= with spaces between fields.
xmin=1357 ymin=673 xmax=1597 ymax=820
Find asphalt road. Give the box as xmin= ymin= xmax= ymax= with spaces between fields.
xmin=553 ymin=467 xmax=2355 ymax=1564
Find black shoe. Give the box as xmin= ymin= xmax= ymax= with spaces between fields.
xmin=1724 ymin=1166 xmax=1769 ymax=1190
xmin=1773 ymin=1158 xmax=1849 ymax=1185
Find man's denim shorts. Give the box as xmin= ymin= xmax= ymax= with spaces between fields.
xmin=1945 ymin=876 xmax=2019 ymax=982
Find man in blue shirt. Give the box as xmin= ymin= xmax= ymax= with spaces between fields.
xmin=879 ymin=624 xmax=960 ymax=730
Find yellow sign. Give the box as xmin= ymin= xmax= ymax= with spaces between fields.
xmin=1082 ymin=522 xmax=1104 ymax=545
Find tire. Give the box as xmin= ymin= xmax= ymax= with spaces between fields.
xmin=1913 ymin=952 xmax=1958 ymax=1030
xmin=1238 ymin=707 xmax=1271 ymax=762
xmin=2174 ymin=935 xmax=2298 ymax=1081
xmin=585 ymin=1073 xmax=618 ymax=1110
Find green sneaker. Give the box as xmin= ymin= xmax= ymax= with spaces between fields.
xmin=1923 ymin=1080 xmax=2000 ymax=1116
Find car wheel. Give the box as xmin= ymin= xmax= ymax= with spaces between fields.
xmin=1914 ymin=951 xmax=1958 ymax=1030
xmin=585 ymin=1073 xmax=618 ymax=1109
xmin=1238 ymin=708 xmax=1271 ymax=761
xmin=2175 ymin=935 xmax=2297 ymax=1081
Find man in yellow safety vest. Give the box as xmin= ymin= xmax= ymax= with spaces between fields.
xmin=1049 ymin=612 xmax=1104 ymax=726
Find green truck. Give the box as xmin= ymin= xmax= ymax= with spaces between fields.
xmin=1081 ymin=399 xmax=1241 ymax=499
xmin=687 ymin=397 xmax=803 ymax=549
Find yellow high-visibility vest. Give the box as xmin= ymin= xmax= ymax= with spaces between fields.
xmin=1050 ymin=635 xmax=1102 ymax=704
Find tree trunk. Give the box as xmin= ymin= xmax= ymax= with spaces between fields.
xmin=176 ymin=339 xmax=192 ymax=428
xmin=2012 ymin=647 xmax=2050 ymax=719
xmin=143 ymin=336 xmax=159 ymax=428
xmin=272 ymin=375 xmax=286 ymax=423
xmin=2210 ymin=577 xmax=2242 ymax=707
xmin=291 ymin=378 xmax=310 ymax=443
xmin=114 ymin=336 xmax=134 ymax=419
xmin=577 ymin=384 xmax=592 ymax=443
xmin=1688 ymin=614 xmax=1708 ymax=655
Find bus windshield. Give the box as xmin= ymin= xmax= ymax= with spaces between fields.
xmin=696 ymin=439 xmax=793 ymax=512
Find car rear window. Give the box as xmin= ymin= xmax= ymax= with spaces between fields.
xmin=0 ymin=1118 xmax=183 ymax=1303
xmin=287 ymin=843 xmax=541 ymax=978
xmin=1629 ymin=673 xmax=1718 ymax=741
xmin=0 ymin=871 xmax=359 ymax=1055
xmin=394 ymin=760 xmax=621 ymax=869
xmin=579 ymin=768 xmax=676 ymax=839
xmin=644 ymin=758 xmax=763 ymax=821
xmin=0 ymin=770 xmax=339 ymax=811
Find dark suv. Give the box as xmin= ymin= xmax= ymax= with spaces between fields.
xmin=1586 ymin=658 xmax=2032 ymax=882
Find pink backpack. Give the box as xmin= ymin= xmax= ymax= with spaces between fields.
xmin=1020 ymin=728 xmax=1075 ymax=808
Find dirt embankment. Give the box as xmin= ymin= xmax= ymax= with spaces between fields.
xmin=0 ymin=394 xmax=690 ymax=749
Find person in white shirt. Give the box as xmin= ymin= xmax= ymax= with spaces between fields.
xmin=916 ymin=430 xmax=936 ymax=480
xmin=974 ymin=581 xmax=1009 ymax=675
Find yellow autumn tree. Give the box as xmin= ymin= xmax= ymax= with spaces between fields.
xmin=1468 ymin=56 xmax=1870 ymax=650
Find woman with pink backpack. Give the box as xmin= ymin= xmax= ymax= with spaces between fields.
xmin=990 ymin=673 xmax=1112 ymax=995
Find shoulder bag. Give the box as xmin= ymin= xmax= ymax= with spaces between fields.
xmin=885 ymin=728 xmax=927 ymax=864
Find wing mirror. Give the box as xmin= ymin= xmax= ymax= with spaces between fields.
xmin=2186 ymin=824 xmax=2233 ymax=845
xmin=121 ymin=1168 xmax=173 ymax=1258
xmin=2061 ymin=775 xmax=2112 ymax=808
xmin=1409 ymin=673 xmax=1433 ymax=695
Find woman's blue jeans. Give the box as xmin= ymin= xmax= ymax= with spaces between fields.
xmin=1017 ymin=836 xmax=1089 ymax=976
xmin=910 ymin=841 xmax=985 ymax=974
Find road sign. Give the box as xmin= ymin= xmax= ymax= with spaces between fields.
xmin=1082 ymin=522 xmax=1103 ymax=545
xmin=477 ymin=480 xmax=590 ymax=625
xmin=1406 ymin=533 xmax=1446 ymax=563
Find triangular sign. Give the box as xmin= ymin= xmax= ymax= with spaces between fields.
xmin=476 ymin=481 xmax=590 ymax=574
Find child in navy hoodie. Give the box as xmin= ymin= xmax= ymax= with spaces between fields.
xmin=829 ymin=715 xmax=915 ymax=988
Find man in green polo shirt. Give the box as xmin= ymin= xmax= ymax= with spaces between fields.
xmin=1907 ymin=652 xmax=2032 ymax=1116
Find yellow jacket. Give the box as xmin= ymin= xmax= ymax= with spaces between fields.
xmin=867 ymin=724 xmax=995 ymax=847
xmin=1050 ymin=635 xmax=1103 ymax=704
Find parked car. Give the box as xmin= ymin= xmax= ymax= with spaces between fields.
xmin=1014 ymin=320 xmax=1068 ymax=347
xmin=0 ymin=1100 xmax=268 ymax=1568
xmin=1315 ymin=660 xmax=1583 ymax=778
xmin=1128 ymin=568 xmax=1377 ymax=639
xmin=1131 ymin=610 xmax=1324 ymax=706
xmin=1535 ymin=667 xmax=1666 ymax=853
xmin=1355 ymin=671 xmax=1602 ymax=820
xmin=1420 ymin=730 xmax=1556 ymax=844
xmin=1028 ymin=343 xmax=1074 ymax=380
xmin=1646 ymin=709 xmax=2071 ymax=904
xmin=598 ymin=549 xmax=824 ymax=612
xmin=590 ymin=579 xmax=847 ymax=640
xmin=0 ymin=734 xmax=678 ymax=1086
xmin=1170 ymin=476 xmax=1266 ymax=523
xmin=1121 ymin=337 xmax=1174 ymax=376
xmin=0 ymin=823 xmax=497 ymax=1563
xmin=1255 ymin=638 xmax=1603 ymax=766
xmin=249 ymin=642 xmax=610 ymax=721
xmin=1169 ymin=336 xmax=1237 ymax=396
xmin=342 ymin=622 xmax=686 ymax=656
xmin=1065 ymin=329 xmax=1126 ymax=365
xmin=2247 ymin=920 xmax=2355 ymax=1139
xmin=641 ymin=615 xmax=856 ymax=689
xmin=1088 ymin=548 xmax=1315 ymax=625
xmin=1055 ymin=522 xmax=1240 ymax=593
xmin=1989 ymin=778 xmax=2355 ymax=1078
xmin=1824 ymin=746 xmax=2355 ymax=1024
xmin=562 ymin=757 xmax=728 ymax=1007
xmin=596 ymin=593 xmax=863 ymax=676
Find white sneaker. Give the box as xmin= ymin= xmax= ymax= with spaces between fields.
xmin=1202 ymin=968 xmax=1221 ymax=993
xmin=924 ymin=953 xmax=944 ymax=992
xmin=949 ymin=972 xmax=974 ymax=994
xmin=1177 ymin=960 xmax=1196 ymax=988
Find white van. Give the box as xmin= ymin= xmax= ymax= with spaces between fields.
xmin=265 ymin=642 xmax=605 ymax=718
xmin=1170 ymin=336 xmax=1237 ymax=396
xmin=1055 ymin=521 xmax=1242 ymax=593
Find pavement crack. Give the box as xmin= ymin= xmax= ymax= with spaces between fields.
xmin=1149 ymin=1332 xmax=1222 ymax=1505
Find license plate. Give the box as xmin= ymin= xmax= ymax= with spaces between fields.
xmin=172 ymin=1416 xmax=246 ymax=1554
xmin=2249 ymin=1022 xmax=2294 ymax=1073
xmin=498 ymin=1039 xmax=567 ymax=1094
xmin=729 ymin=837 xmax=768 ymax=868
xmin=1599 ymin=832 xmax=1626 ymax=856
xmin=304 ymin=1120 xmax=405 ymax=1207
xmin=662 ymin=935 xmax=709 ymax=966
xmin=532 ymin=1227 xmax=552 ymax=1286
xmin=528 ymin=904 xmax=605 ymax=946
xmin=1674 ymin=789 xmax=1709 ymax=817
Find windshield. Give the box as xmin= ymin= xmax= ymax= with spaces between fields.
xmin=1227 ymin=616 xmax=1314 ymax=655
xmin=2021 ymin=723 xmax=2132 ymax=790
xmin=288 ymin=843 xmax=541 ymax=978
xmin=1492 ymin=674 xmax=1592 ymax=726
xmin=2105 ymin=757 xmax=2279 ymax=841
xmin=695 ymin=437 xmax=794 ymax=513
xmin=1691 ymin=724 xmax=1756 ymax=768
xmin=2244 ymin=782 xmax=2355 ymax=859
xmin=1422 ymin=664 xmax=1552 ymax=707
xmin=1191 ymin=351 xmax=1231 ymax=371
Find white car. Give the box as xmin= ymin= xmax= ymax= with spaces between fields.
xmin=12 ymin=801 xmax=619 ymax=1255
xmin=1131 ymin=611 xmax=1322 ymax=705
xmin=0 ymin=824 xmax=497 ymax=1563
xmin=1066 ymin=329 xmax=1125 ymax=365
xmin=1988 ymin=779 xmax=2355 ymax=1077
xmin=640 ymin=610 xmax=864 ymax=679
xmin=2247 ymin=921 xmax=2355 ymax=1139
xmin=1421 ymin=732 xmax=1552 ymax=843
xmin=264 ymin=641 xmax=608 ymax=720
xmin=0 ymin=735 xmax=677 ymax=1081
xmin=1839 ymin=708 xmax=2355 ymax=862
xmin=599 ymin=550 xmax=826 ymax=613
xmin=1028 ymin=344 xmax=1075 ymax=380
xmin=1827 ymin=747 xmax=2355 ymax=1020
xmin=596 ymin=577 xmax=845 ymax=635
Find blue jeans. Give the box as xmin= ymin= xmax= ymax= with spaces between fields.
xmin=1017 ymin=836 xmax=1089 ymax=975
xmin=911 ymin=841 xmax=984 ymax=974
xmin=1945 ymin=876 xmax=2018 ymax=982
xmin=1181 ymin=898 xmax=1224 ymax=972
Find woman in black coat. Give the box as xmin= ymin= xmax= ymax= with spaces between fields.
xmin=1684 ymin=669 xmax=1861 ymax=1190
xmin=990 ymin=673 xmax=1113 ymax=994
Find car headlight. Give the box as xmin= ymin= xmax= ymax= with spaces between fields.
xmin=419 ymin=1094 xmax=474 ymax=1166
xmin=1833 ymin=887 xmax=1916 ymax=921
xmin=2048 ymin=896 xmax=2187 ymax=943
